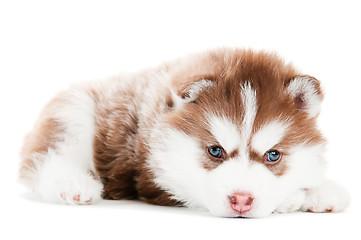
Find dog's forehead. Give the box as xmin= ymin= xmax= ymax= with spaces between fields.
xmin=206 ymin=82 xmax=257 ymax=153
xmin=207 ymin=115 xmax=241 ymax=152
xmin=251 ymin=121 xmax=288 ymax=154
xmin=206 ymin=82 xmax=290 ymax=155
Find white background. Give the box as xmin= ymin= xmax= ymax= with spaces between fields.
xmin=1 ymin=0 xmax=360 ymax=239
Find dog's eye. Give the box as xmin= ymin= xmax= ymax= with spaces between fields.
xmin=265 ymin=150 xmax=281 ymax=163
xmin=208 ymin=146 xmax=224 ymax=159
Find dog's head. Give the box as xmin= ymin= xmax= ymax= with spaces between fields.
xmin=147 ymin=49 xmax=326 ymax=217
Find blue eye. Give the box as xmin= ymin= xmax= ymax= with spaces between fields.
xmin=208 ymin=146 xmax=224 ymax=159
xmin=266 ymin=150 xmax=281 ymax=163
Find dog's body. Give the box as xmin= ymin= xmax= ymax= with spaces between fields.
xmin=19 ymin=49 xmax=349 ymax=217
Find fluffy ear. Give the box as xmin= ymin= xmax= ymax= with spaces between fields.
xmin=179 ymin=79 xmax=214 ymax=102
xmin=171 ymin=79 xmax=214 ymax=108
xmin=286 ymin=75 xmax=323 ymax=118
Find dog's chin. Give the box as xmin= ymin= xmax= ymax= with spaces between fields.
xmin=206 ymin=200 xmax=277 ymax=218
xmin=209 ymin=208 xmax=274 ymax=218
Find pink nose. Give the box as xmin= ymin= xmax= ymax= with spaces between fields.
xmin=229 ymin=193 xmax=254 ymax=214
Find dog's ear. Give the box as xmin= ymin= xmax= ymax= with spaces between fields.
xmin=170 ymin=78 xmax=214 ymax=109
xmin=179 ymin=78 xmax=214 ymax=102
xmin=286 ymin=75 xmax=323 ymax=118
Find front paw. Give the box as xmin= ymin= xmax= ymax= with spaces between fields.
xmin=301 ymin=180 xmax=350 ymax=213
xmin=276 ymin=190 xmax=306 ymax=213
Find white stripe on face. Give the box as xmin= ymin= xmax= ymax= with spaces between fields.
xmin=207 ymin=82 xmax=258 ymax=159
xmin=251 ymin=121 xmax=288 ymax=155
xmin=240 ymin=82 xmax=258 ymax=153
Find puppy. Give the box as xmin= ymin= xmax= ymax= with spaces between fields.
xmin=19 ymin=48 xmax=350 ymax=217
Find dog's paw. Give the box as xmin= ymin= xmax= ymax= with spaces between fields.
xmin=57 ymin=174 xmax=103 ymax=205
xmin=275 ymin=190 xmax=306 ymax=213
xmin=36 ymin=169 xmax=103 ymax=205
xmin=301 ymin=180 xmax=350 ymax=213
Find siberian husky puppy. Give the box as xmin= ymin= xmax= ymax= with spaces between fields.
xmin=19 ymin=49 xmax=350 ymax=217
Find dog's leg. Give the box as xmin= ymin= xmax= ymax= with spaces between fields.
xmin=275 ymin=189 xmax=306 ymax=213
xmin=300 ymin=180 xmax=350 ymax=213
xmin=276 ymin=180 xmax=350 ymax=214
xmin=19 ymin=87 xmax=103 ymax=204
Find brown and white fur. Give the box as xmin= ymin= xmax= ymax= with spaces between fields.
xmin=19 ymin=49 xmax=350 ymax=217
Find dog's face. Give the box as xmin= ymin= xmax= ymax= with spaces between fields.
xmin=147 ymin=50 xmax=326 ymax=217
